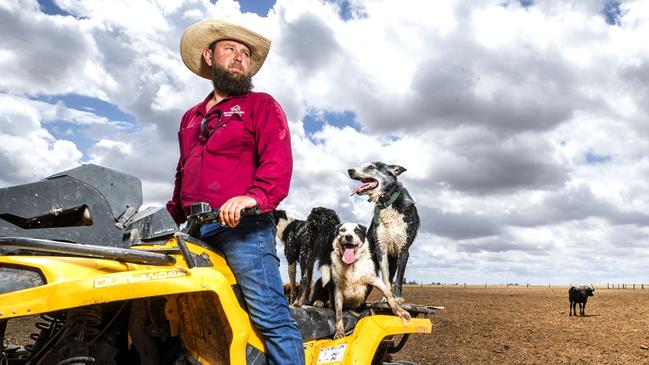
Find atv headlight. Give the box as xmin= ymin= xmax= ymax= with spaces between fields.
xmin=0 ymin=266 xmax=45 ymax=294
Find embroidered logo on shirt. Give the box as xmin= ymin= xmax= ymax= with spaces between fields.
xmin=224 ymin=105 xmax=245 ymax=117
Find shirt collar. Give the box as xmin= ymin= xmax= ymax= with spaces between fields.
xmin=196 ymin=91 xmax=249 ymax=117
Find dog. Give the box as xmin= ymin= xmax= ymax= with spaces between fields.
xmin=273 ymin=207 xmax=340 ymax=307
xmin=329 ymin=222 xmax=410 ymax=339
xmin=273 ymin=209 xmax=303 ymax=304
xmin=348 ymin=162 xmax=420 ymax=300
xmin=283 ymin=282 xmax=301 ymax=299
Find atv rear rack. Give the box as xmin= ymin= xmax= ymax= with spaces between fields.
xmin=363 ymin=301 xmax=441 ymax=317
xmin=0 ymin=237 xmax=175 ymax=265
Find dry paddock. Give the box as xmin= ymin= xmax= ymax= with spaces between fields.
xmin=393 ymin=285 xmax=649 ymax=364
xmin=5 ymin=285 xmax=649 ymax=364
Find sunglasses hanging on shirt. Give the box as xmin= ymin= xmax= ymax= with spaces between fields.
xmin=199 ymin=109 xmax=222 ymax=142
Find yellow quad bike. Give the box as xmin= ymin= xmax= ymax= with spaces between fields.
xmin=0 ymin=164 xmax=434 ymax=365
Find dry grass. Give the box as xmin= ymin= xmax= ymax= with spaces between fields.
xmin=393 ymin=285 xmax=649 ymax=364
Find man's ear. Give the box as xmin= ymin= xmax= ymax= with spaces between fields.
xmin=387 ymin=164 xmax=406 ymax=176
xmin=202 ymin=48 xmax=213 ymax=67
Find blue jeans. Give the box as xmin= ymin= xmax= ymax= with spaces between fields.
xmin=200 ymin=214 xmax=305 ymax=365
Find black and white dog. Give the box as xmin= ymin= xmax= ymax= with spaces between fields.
xmin=348 ymin=162 xmax=420 ymax=300
xmin=328 ymin=223 xmax=410 ymax=339
xmin=272 ymin=207 xmax=340 ymax=307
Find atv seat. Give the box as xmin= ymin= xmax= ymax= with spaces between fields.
xmin=290 ymin=306 xmax=365 ymax=341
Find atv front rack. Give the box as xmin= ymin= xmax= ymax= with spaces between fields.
xmin=0 ymin=237 xmax=175 ymax=265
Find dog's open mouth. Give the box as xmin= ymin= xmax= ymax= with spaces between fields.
xmin=342 ymin=243 xmax=358 ymax=264
xmin=349 ymin=179 xmax=378 ymax=196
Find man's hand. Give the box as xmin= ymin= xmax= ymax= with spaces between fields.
xmin=219 ymin=195 xmax=257 ymax=228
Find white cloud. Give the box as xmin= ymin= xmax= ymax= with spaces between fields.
xmin=0 ymin=0 xmax=647 ymax=284
xmin=0 ymin=95 xmax=82 ymax=184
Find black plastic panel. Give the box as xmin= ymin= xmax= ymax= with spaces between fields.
xmin=0 ymin=164 xmax=142 ymax=247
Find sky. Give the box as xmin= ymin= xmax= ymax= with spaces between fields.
xmin=0 ymin=0 xmax=648 ymax=285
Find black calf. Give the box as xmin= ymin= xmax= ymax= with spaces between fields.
xmin=569 ymin=286 xmax=595 ymax=316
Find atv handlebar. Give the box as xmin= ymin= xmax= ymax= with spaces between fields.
xmin=176 ymin=202 xmax=260 ymax=268
xmin=187 ymin=202 xmax=260 ymax=225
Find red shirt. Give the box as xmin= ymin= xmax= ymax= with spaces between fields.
xmin=166 ymin=92 xmax=292 ymax=224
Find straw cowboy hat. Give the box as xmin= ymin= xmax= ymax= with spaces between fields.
xmin=180 ymin=19 xmax=271 ymax=79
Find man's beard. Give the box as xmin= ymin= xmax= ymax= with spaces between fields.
xmin=211 ymin=64 xmax=253 ymax=96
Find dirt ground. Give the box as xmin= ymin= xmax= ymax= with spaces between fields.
xmin=391 ymin=285 xmax=649 ymax=365
xmin=5 ymin=285 xmax=649 ymax=364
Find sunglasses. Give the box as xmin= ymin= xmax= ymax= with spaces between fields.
xmin=199 ymin=109 xmax=222 ymax=142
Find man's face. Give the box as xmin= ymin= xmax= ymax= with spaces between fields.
xmin=203 ymin=40 xmax=254 ymax=96
xmin=210 ymin=40 xmax=252 ymax=77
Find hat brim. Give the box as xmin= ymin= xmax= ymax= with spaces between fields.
xmin=180 ymin=19 xmax=271 ymax=79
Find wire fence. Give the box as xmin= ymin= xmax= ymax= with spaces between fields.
xmin=406 ymin=282 xmax=649 ymax=289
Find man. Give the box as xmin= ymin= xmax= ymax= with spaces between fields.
xmin=167 ymin=19 xmax=304 ymax=365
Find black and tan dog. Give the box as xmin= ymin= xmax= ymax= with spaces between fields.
xmin=329 ymin=223 xmax=410 ymax=339
xmin=273 ymin=207 xmax=340 ymax=307
xmin=348 ymin=162 xmax=420 ymax=300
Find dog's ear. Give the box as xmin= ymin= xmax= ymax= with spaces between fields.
xmin=358 ymin=224 xmax=367 ymax=233
xmin=387 ymin=164 xmax=406 ymax=176
xmin=357 ymin=224 xmax=368 ymax=242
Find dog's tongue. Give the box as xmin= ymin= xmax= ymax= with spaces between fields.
xmin=349 ymin=181 xmax=376 ymax=196
xmin=342 ymin=247 xmax=356 ymax=264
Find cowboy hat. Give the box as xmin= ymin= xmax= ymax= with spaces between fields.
xmin=180 ymin=19 xmax=271 ymax=79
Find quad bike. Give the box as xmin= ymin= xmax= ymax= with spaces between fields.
xmin=0 ymin=164 xmax=434 ymax=364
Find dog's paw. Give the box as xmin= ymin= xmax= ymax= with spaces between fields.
xmin=313 ymin=300 xmax=324 ymax=308
xmin=396 ymin=307 xmax=411 ymax=320
xmin=334 ymin=330 xmax=345 ymax=339
xmin=291 ymin=301 xmax=303 ymax=308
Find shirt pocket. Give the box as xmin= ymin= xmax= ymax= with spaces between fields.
xmin=205 ymin=118 xmax=244 ymax=158
xmin=178 ymin=124 xmax=200 ymax=162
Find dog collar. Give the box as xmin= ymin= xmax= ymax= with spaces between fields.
xmin=373 ymin=191 xmax=400 ymax=225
